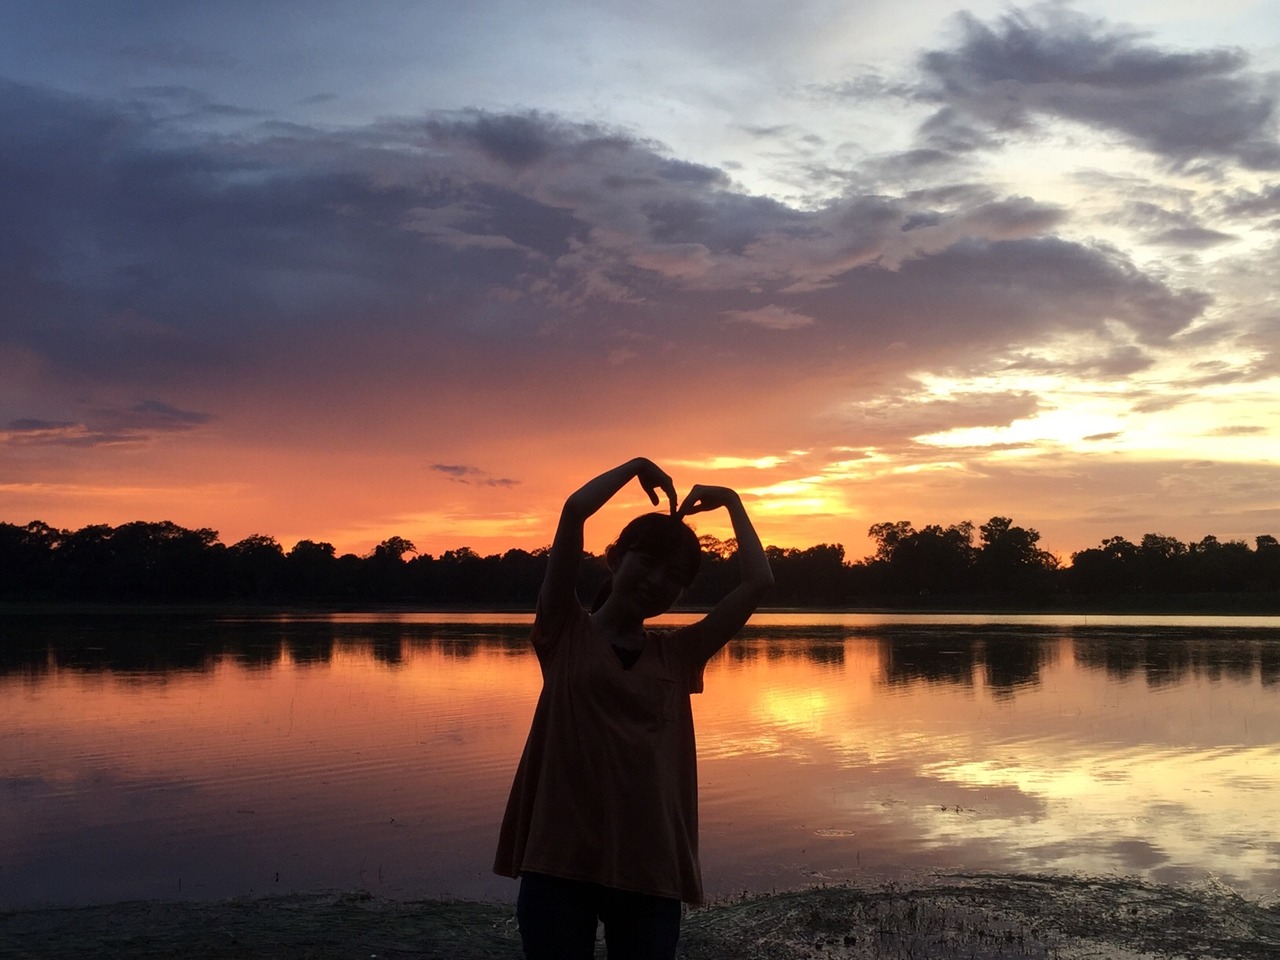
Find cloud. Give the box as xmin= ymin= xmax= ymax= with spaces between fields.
xmin=430 ymin=464 xmax=519 ymax=487
xmin=2 ymin=420 xmax=139 ymax=448
xmin=0 ymin=78 xmax=1212 ymax=467
xmin=917 ymin=4 xmax=1280 ymax=168
xmin=1206 ymin=425 xmax=1267 ymax=437
xmin=722 ymin=305 xmax=815 ymax=330
xmin=1 ymin=400 xmax=210 ymax=448
xmin=126 ymin=85 xmax=261 ymax=121
xmin=1005 ymin=342 xmax=1154 ymax=379
xmin=117 ymin=400 xmax=210 ymax=429
xmin=1112 ymin=201 xmax=1237 ymax=249
xmin=1218 ymin=184 xmax=1280 ymax=220
xmin=842 ymin=389 xmax=1045 ymax=446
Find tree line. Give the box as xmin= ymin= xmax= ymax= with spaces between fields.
xmin=2 ymin=517 xmax=1279 ymax=608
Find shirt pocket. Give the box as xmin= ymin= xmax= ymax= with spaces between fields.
xmin=639 ymin=675 xmax=678 ymax=723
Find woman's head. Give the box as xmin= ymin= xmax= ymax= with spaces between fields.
xmin=594 ymin=513 xmax=702 ymax=614
xmin=608 ymin=513 xmax=701 ymax=583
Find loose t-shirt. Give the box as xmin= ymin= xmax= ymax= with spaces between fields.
xmin=493 ymin=604 xmax=708 ymax=904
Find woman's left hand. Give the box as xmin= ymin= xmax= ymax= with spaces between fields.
xmin=677 ymin=484 xmax=741 ymax=517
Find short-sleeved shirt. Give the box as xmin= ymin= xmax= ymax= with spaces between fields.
xmin=493 ymin=604 xmax=708 ymax=904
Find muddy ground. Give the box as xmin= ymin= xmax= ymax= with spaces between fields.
xmin=3 ymin=872 xmax=1277 ymax=959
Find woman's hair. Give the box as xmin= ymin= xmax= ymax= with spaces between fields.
xmin=591 ymin=513 xmax=702 ymax=612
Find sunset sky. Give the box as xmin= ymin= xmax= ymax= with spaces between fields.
xmin=2 ymin=1 xmax=1278 ymax=561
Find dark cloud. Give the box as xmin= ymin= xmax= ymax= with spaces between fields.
xmin=1005 ymin=343 xmax=1154 ymax=379
xmin=2 ymin=420 xmax=139 ymax=448
xmin=431 ymin=464 xmax=479 ymax=478
xmin=1 ymin=400 xmax=210 ymax=448
xmin=1148 ymin=227 xmax=1235 ymax=249
xmin=799 ymin=236 xmax=1206 ymax=356
xmin=426 ymin=112 xmax=563 ymax=169
xmin=8 ymin=419 xmax=75 ymax=432
xmin=0 ymin=78 xmax=1209 ymax=435
xmin=1182 ymin=366 xmax=1257 ymax=388
xmin=918 ymin=5 xmax=1279 ymax=168
xmin=1130 ymin=393 xmax=1187 ymax=415
xmin=116 ymin=400 xmax=210 ymax=429
xmin=1207 ymin=425 xmax=1267 ymax=437
xmin=430 ymin=464 xmax=519 ymax=487
xmin=1112 ymin=201 xmax=1236 ymax=248
xmin=127 ymin=85 xmax=261 ymax=120
xmin=844 ymin=390 xmax=1044 ymax=444
xmin=1218 ymin=184 xmax=1280 ymax=219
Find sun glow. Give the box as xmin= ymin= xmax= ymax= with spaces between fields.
xmin=744 ymin=476 xmax=843 ymax=515
xmin=908 ymin=352 xmax=1280 ymax=466
xmin=673 ymin=455 xmax=790 ymax=471
xmin=914 ymin=405 xmax=1125 ymax=450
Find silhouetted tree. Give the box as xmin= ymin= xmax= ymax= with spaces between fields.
xmin=372 ymin=536 xmax=417 ymax=562
xmin=867 ymin=521 xmax=915 ymax=563
xmin=228 ymin=534 xmax=286 ymax=598
xmin=764 ymin=543 xmax=849 ymax=605
xmin=1068 ymin=536 xmax=1139 ymax=595
xmin=285 ymin=540 xmax=338 ymax=598
xmin=974 ymin=516 xmax=1058 ymax=596
xmin=1137 ymin=533 xmax=1188 ymax=592
xmin=56 ymin=524 xmax=116 ymax=598
xmin=0 ymin=521 xmax=60 ymax=598
xmin=106 ymin=521 xmax=223 ymax=599
xmin=1187 ymin=536 xmax=1253 ymax=592
xmin=698 ymin=535 xmax=734 ymax=560
xmin=1256 ymin=535 xmax=1280 ymax=592
xmin=3 ymin=515 xmax=1279 ymax=608
xmin=866 ymin=521 xmax=975 ymax=595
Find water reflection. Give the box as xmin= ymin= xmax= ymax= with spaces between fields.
xmin=0 ymin=615 xmax=534 ymax=676
xmin=1073 ymin=632 xmax=1280 ymax=686
xmin=1 ymin=612 xmax=1278 ymax=909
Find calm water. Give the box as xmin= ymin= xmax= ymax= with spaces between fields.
xmin=2 ymin=611 xmax=1279 ymax=909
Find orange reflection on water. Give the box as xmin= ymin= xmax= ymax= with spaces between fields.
xmin=2 ymin=615 xmax=1279 ymax=908
xmin=691 ymin=632 xmax=1280 ymax=896
xmin=1 ymin=635 xmax=543 ymax=907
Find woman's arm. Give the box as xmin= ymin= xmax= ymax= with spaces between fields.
xmin=539 ymin=458 xmax=677 ymax=621
xmin=677 ymin=485 xmax=774 ymax=663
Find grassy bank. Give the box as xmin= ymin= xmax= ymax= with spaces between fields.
xmin=4 ymin=873 xmax=1277 ymax=960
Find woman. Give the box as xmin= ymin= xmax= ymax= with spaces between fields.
xmin=494 ymin=457 xmax=773 ymax=959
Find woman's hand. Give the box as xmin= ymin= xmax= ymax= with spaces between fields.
xmin=633 ymin=458 xmax=678 ymax=515
xmin=677 ymin=484 xmax=740 ymax=518
xmin=678 ymin=483 xmax=773 ymax=663
xmin=543 ymin=458 xmax=679 ymax=617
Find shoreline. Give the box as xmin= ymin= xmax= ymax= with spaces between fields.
xmin=4 ymin=873 xmax=1277 ymax=959
xmin=5 ymin=599 xmax=1280 ymax=617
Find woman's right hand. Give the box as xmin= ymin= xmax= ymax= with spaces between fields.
xmin=631 ymin=457 xmax=678 ymax=515
xmin=544 ymin=458 xmax=678 ymax=614
xmin=677 ymin=484 xmax=740 ymax=518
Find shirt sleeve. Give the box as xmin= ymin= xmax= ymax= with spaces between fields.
xmin=666 ymin=623 xmax=708 ymax=694
xmin=529 ymin=598 xmax=584 ymax=666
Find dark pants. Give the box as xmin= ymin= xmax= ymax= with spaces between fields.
xmin=516 ymin=872 xmax=682 ymax=960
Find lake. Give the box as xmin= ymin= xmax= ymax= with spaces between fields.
xmin=2 ymin=610 xmax=1278 ymax=909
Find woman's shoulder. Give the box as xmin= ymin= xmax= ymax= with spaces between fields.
xmin=531 ymin=600 xmax=590 ymax=652
xmin=643 ymin=620 xmax=706 ymax=660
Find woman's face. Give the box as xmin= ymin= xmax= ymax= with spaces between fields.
xmin=609 ymin=549 xmax=687 ymax=619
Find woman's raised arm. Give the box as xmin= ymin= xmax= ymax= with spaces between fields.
xmin=539 ymin=458 xmax=677 ymax=621
xmin=677 ymin=485 xmax=773 ymax=664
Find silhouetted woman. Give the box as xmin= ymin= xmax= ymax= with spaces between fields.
xmin=494 ymin=457 xmax=773 ymax=959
